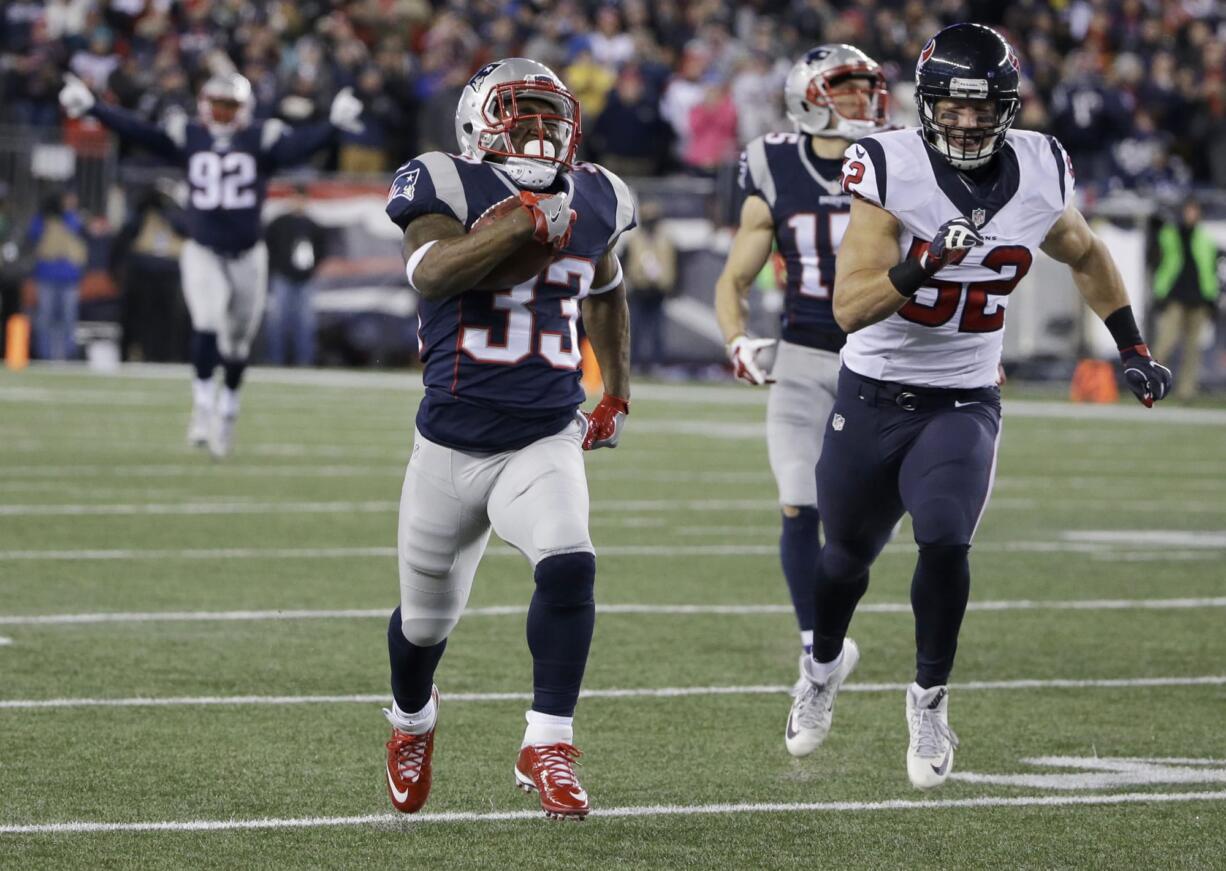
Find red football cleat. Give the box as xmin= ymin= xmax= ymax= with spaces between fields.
xmin=514 ymin=742 xmax=590 ymax=820
xmin=383 ymin=688 xmax=438 ymax=814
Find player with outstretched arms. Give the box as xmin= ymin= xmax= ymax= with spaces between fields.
xmin=58 ymin=71 xmax=364 ymax=456
xmin=713 ymin=45 xmax=889 ymax=701
xmin=785 ymin=23 xmax=1172 ymax=788
xmin=380 ymin=58 xmax=635 ymax=820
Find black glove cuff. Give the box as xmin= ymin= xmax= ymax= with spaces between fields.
xmin=887 ymin=259 xmax=929 ymax=299
xmin=1104 ymin=305 xmax=1144 ymax=351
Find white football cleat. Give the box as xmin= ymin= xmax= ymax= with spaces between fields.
xmin=188 ymin=402 xmax=212 ymax=448
xmin=905 ymin=683 xmax=959 ymax=789
xmin=784 ymin=638 xmax=859 ymax=757
xmin=209 ymin=413 xmax=237 ymax=459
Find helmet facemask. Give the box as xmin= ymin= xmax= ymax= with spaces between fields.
xmin=198 ymin=74 xmax=254 ymax=136
xmin=476 ymin=81 xmax=580 ymax=190
xmin=917 ymin=92 xmax=1019 ymax=170
xmin=803 ymin=66 xmax=890 ymax=139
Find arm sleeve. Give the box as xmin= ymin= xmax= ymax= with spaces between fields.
xmin=385 ymin=155 xmax=465 ymax=231
xmin=260 ymin=120 xmax=335 ymax=171
xmin=841 ymin=138 xmax=887 ymax=208
xmin=89 ymin=103 xmax=185 ymax=163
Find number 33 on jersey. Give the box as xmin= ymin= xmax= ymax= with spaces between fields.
xmin=839 ymin=129 xmax=1075 ymax=387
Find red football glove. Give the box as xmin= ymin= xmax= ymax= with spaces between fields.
xmin=581 ymin=394 xmax=629 ymax=450
xmin=519 ymin=190 xmax=577 ymax=249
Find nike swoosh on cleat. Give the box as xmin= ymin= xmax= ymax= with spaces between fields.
xmin=387 ymin=766 xmax=410 ymax=805
xmin=931 ymin=748 xmax=952 ymax=777
xmin=569 ymin=787 xmax=588 ymax=803
xmin=786 ymin=713 xmax=800 ymax=740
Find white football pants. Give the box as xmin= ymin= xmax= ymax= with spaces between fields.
xmin=397 ymin=419 xmax=593 ymax=647
xmin=180 ymin=239 xmax=269 ymax=360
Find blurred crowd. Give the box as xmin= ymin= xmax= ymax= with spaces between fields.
xmin=1 ymin=0 xmax=1224 ymax=192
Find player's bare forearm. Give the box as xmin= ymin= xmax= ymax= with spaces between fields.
xmin=833 ymin=198 xmax=906 ymax=332
xmin=1041 ymin=206 xmax=1130 ymax=321
xmin=405 ymin=211 xmax=536 ymax=301
xmin=714 ymin=196 xmax=775 ymax=343
xmin=581 ymin=284 xmax=630 ymax=400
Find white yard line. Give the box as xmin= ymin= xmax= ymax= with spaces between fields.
xmin=1 ymin=676 xmax=1222 ymax=711
xmin=4 ymin=538 xmax=1224 ymax=562
xmin=2 ymin=790 xmax=1225 ymax=834
xmin=2 ymin=597 xmax=1224 ymax=627
xmin=0 ymin=636 xmax=10 ymax=646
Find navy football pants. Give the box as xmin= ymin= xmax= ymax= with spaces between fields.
xmin=812 ymin=367 xmax=1001 ymax=687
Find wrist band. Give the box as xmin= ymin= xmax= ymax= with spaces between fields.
xmin=1104 ymin=305 xmax=1143 ymax=350
xmin=887 ymin=259 xmax=928 ymax=299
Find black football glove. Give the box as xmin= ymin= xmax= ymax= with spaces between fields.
xmin=921 ymin=216 xmax=984 ymax=274
xmin=1119 ymin=344 xmax=1172 ymax=408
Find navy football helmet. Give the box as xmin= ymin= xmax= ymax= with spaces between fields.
xmin=915 ymin=23 xmax=1021 ymax=170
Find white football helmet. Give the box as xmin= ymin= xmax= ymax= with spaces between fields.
xmin=454 ymin=58 xmax=581 ymax=190
xmin=198 ymin=72 xmax=254 ymax=135
xmin=784 ymin=44 xmax=889 ymax=139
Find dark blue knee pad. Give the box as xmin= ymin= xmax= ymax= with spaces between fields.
xmin=819 ymin=539 xmax=874 ymax=585
xmin=910 ymin=496 xmax=976 ymax=548
xmin=533 ymin=551 xmax=596 ymax=606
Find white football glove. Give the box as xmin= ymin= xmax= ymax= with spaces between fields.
xmin=59 ymin=73 xmax=96 ymax=119
xmin=727 ymin=335 xmax=776 ymax=386
xmin=329 ymin=87 xmax=364 ymax=133
xmin=522 ymin=180 xmax=576 ymax=246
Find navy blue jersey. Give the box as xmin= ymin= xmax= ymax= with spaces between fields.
xmin=738 ymin=132 xmax=850 ymax=352
xmin=91 ymin=104 xmax=334 ymax=253
xmin=386 ymin=153 xmax=636 ymax=453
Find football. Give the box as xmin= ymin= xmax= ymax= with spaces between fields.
xmin=470 ymin=196 xmax=557 ymax=289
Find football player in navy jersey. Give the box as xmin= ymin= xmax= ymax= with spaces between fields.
xmin=58 ymin=71 xmax=364 ymax=457
xmin=713 ymin=45 xmax=889 ymax=698
xmin=787 ymin=24 xmax=1172 ymax=788
xmin=380 ymin=58 xmax=635 ymax=820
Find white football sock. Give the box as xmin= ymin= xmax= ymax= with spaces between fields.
xmin=805 ymin=647 xmax=844 ymax=685
xmin=390 ymin=695 xmax=436 ymax=735
xmin=218 ymin=386 xmax=241 ymax=419
xmin=800 ymin=629 xmax=814 ymax=652
xmin=192 ymin=378 xmax=214 ymax=408
xmin=522 ymin=709 xmax=573 ymax=747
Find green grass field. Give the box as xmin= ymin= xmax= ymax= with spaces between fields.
xmin=2 ymin=365 xmax=1225 ymax=869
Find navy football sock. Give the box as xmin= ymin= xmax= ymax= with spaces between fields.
xmin=527 ymin=552 xmax=596 ymax=717
xmin=190 ymin=331 xmax=219 ymax=382
xmin=911 ymin=544 xmax=971 ymax=688
xmin=222 ymin=358 xmax=247 ymax=391
xmin=387 ymin=607 xmax=446 ymax=714
xmin=811 ymin=540 xmax=870 ymax=663
xmin=780 ymin=507 xmax=820 ymax=635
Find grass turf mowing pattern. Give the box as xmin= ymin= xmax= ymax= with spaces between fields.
xmin=2 ymin=367 xmax=1225 ymax=867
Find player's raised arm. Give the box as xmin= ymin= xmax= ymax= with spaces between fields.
xmin=579 ymin=247 xmax=631 ymax=449
xmin=261 ymin=89 xmax=365 ymax=170
xmin=1041 ymin=203 xmax=1173 ymax=406
xmin=60 ymin=74 xmax=186 ymax=163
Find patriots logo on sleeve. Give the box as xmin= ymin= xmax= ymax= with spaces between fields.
xmin=389 ymin=168 xmax=421 ymax=203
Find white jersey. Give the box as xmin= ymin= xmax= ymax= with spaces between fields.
xmin=839 ymin=127 xmax=1075 ymax=388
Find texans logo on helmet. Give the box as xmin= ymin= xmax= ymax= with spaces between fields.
xmin=468 ymin=61 xmax=504 ymax=92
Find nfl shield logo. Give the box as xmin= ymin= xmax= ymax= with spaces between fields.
xmin=971 ymin=208 xmax=986 ymax=228
xmin=832 ymin=413 xmax=845 ymax=432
